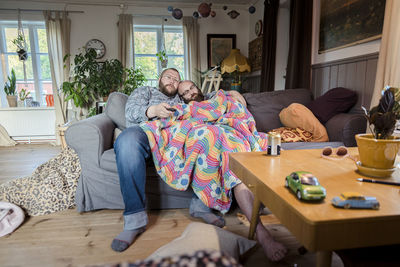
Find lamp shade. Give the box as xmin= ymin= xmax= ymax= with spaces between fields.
xmin=221 ymin=49 xmax=251 ymax=74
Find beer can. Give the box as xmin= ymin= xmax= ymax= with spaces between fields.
xmin=267 ymin=133 xmax=281 ymax=156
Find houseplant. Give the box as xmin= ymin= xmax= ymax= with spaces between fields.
xmin=156 ymin=50 xmax=168 ymax=68
xmin=12 ymin=34 xmax=28 ymax=61
xmin=356 ymin=86 xmax=400 ymax=171
xmin=18 ymin=88 xmax=30 ymax=107
xmin=4 ymin=69 xmax=17 ymax=107
xmin=120 ymin=67 xmax=147 ymax=96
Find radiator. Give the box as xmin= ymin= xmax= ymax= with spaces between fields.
xmin=0 ymin=107 xmax=56 ymax=143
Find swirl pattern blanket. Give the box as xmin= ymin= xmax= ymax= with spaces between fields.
xmin=140 ymin=90 xmax=269 ymax=213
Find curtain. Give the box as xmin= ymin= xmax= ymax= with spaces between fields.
xmin=285 ymin=0 xmax=313 ymax=90
xmin=183 ymin=16 xmax=200 ymax=86
xmin=260 ymin=0 xmax=279 ymax=92
xmin=43 ymin=11 xmax=71 ymax=145
xmin=118 ymin=14 xmax=133 ymax=69
xmin=370 ymin=0 xmax=400 ymax=108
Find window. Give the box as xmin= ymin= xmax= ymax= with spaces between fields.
xmin=134 ymin=25 xmax=185 ymax=87
xmin=0 ymin=21 xmax=52 ymax=107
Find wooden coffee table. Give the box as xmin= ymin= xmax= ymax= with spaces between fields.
xmin=229 ymin=148 xmax=400 ymax=267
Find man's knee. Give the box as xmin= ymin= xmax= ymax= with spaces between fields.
xmin=115 ymin=126 xmax=149 ymax=156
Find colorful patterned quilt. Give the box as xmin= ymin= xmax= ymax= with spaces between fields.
xmin=140 ymin=90 xmax=269 ymax=213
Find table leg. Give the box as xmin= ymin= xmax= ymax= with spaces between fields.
xmin=316 ymin=251 xmax=332 ymax=267
xmin=248 ymin=195 xmax=260 ymax=240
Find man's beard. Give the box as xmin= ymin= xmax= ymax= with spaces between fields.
xmin=159 ymin=80 xmax=176 ymax=97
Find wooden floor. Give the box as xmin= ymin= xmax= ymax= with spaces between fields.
xmin=0 ymin=144 xmax=343 ymax=267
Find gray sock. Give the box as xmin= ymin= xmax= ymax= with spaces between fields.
xmin=189 ymin=197 xmax=225 ymax=228
xmin=111 ymin=227 xmax=145 ymax=252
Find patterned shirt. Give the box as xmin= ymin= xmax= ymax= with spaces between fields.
xmin=125 ymin=86 xmax=182 ymax=127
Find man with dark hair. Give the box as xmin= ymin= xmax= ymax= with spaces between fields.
xmin=111 ymin=68 xmax=182 ymax=252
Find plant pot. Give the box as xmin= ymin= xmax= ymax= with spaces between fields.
xmin=6 ymin=95 xmax=17 ymax=107
xmin=161 ymin=59 xmax=168 ymax=68
xmin=17 ymin=100 xmax=25 ymax=107
xmin=355 ymin=133 xmax=400 ymax=169
xmin=17 ymin=49 xmax=28 ymax=61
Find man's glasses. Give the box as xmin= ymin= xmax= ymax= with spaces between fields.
xmin=162 ymin=75 xmax=179 ymax=83
xmin=182 ymin=85 xmax=198 ymax=97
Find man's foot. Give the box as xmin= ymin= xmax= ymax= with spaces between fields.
xmin=189 ymin=197 xmax=225 ymax=228
xmin=256 ymin=226 xmax=287 ymax=261
xmin=111 ymin=227 xmax=145 ymax=252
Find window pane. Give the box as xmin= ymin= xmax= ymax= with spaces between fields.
xmin=5 ymin=28 xmax=30 ymax=52
xmin=165 ymin=32 xmax=184 ymax=55
xmin=41 ymin=81 xmax=53 ymax=95
xmin=37 ymin=28 xmax=48 ymax=53
xmin=135 ymin=56 xmax=158 ymax=80
xmin=8 ymin=55 xmax=34 ymax=80
xmin=16 ymin=82 xmax=36 ymax=100
xmin=168 ymin=57 xmax=184 ymax=78
xmin=40 ymin=55 xmax=51 ymax=80
xmin=134 ymin=31 xmax=156 ymax=54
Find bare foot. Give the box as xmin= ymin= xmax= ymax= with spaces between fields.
xmin=256 ymin=225 xmax=287 ymax=261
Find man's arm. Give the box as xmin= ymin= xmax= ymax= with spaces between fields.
xmin=226 ymin=90 xmax=247 ymax=107
xmin=125 ymin=86 xmax=152 ymax=125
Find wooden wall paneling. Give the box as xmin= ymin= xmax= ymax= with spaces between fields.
xmin=312 ymin=68 xmax=324 ymax=97
xmin=337 ymin=64 xmax=347 ymax=88
xmin=353 ymin=61 xmax=367 ymax=112
xmin=345 ymin=63 xmax=357 ymax=92
xmin=364 ymin=58 xmax=378 ymax=109
xmin=321 ymin=67 xmax=331 ymax=96
xmin=329 ymin=65 xmax=338 ymax=89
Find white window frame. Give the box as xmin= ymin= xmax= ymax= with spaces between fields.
xmin=133 ymin=25 xmax=186 ymax=87
xmin=0 ymin=21 xmax=51 ymax=107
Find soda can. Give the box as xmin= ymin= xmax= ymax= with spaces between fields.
xmin=267 ymin=133 xmax=281 ymax=156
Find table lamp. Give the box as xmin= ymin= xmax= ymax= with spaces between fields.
xmin=221 ymin=49 xmax=251 ymax=91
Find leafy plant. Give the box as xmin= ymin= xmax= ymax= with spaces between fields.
xmin=156 ymin=50 xmax=167 ymax=62
xmin=97 ymin=59 xmax=124 ymax=97
xmin=4 ymin=69 xmax=17 ymax=96
xmin=363 ymin=86 xmax=400 ymax=139
xmin=121 ymin=67 xmax=147 ymax=96
xmin=12 ymin=34 xmax=25 ymax=50
xmin=18 ymin=88 xmax=30 ymax=101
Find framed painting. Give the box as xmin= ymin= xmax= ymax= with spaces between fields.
xmin=207 ymin=34 xmax=236 ymax=69
xmin=319 ymin=0 xmax=386 ymax=53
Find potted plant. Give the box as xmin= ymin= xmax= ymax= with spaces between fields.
xmin=120 ymin=67 xmax=147 ymax=96
xmin=4 ymin=69 xmax=17 ymax=107
xmin=156 ymin=50 xmax=168 ymax=68
xmin=18 ymin=88 xmax=30 ymax=107
xmin=12 ymin=34 xmax=28 ymax=61
xmin=356 ymin=86 xmax=400 ymax=171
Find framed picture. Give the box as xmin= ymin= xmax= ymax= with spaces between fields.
xmin=207 ymin=34 xmax=236 ymax=69
xmin=319 ymin=0 xmax=385 ymax=53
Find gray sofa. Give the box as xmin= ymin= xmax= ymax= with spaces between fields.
xmin=65 ymin=88 xmax=366 ymax=212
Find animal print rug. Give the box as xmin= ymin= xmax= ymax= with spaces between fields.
xmin=0 ymin=147 xmax=81 ymax=216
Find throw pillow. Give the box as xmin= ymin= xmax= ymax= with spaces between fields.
xmin=269 ymin=127 xmax=313 ymax=143
xmin=279 ymin=103 xmax=329 ymax=142
xmin=146 ymin=222 xmax=257 ymax=261
xmin=306 ymin=87 xmax=357 ymax=124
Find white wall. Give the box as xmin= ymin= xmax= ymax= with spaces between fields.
xmin=311 ymin=0 xmax=381 ymax=65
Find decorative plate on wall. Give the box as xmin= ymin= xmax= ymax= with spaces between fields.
xmin=255 ymin=20 xmax=263 ymax=37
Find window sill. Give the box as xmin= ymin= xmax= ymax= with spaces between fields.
xmin=0 ymin=107 xmax=55 ymax=111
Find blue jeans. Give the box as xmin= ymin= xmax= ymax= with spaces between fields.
xmin=114 ymin=125 xmax=150 ymax=230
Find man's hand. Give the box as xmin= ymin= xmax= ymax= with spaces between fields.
xmin=146 ymin=103 xmax=175 ymax=119
xmin=228 ymin=91 xmax=247 ymax=107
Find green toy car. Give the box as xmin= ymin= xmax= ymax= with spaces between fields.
xmin=285 ymin=171 xmax=326 ymax=201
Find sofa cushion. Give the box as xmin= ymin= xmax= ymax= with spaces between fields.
xmin=306 ymin=87 xmax=357 ymax=124
xmin=105 ymin=92 xmax=128 ymax=130
xmin=243 ymin=89 xmax=312 ymax=133
xmin=269 ymin=127 xmax=313 ymax=143
xmin=279 ymin=103 xmax=329 ymax=142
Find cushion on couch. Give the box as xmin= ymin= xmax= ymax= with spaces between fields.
xmin=243 ymin=89 xmax=312 ymax=133
xmin=269 ymin=127 xmax=313 ymax=143
xmin=279 ymin=103 xmax=329 ymax=142
xmin=105 ymin=92 xmax=128 ymax=130
xmin=306 ymin=87 xmax=357 ymax=124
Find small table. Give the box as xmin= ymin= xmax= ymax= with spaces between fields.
xmin=229 ymin=148 xmax=400 ymax=267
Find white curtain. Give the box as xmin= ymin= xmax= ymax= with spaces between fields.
xmin=370 ymin=0 xmax=400 ymax=107
xmin=43 ymin=11 xmax=71 ymax=145
xmin=118 ymin=14 xmax=133 ymax=69
xmin=183 ymin=16 xmax=200 ymax=86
